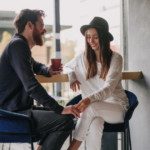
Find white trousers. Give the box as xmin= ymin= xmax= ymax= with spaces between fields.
xmin=73 ymin=101 xmax=125 ymax=150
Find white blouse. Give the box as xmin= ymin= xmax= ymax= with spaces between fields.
xmin=64 ymin=50 xmax=129 ymax=111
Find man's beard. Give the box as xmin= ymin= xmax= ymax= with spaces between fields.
xmin=33 ymin=27 xmax=44 ymax=46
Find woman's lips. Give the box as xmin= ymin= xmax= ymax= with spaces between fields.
xmin=91 ymin=44 xmax=97 ymax=47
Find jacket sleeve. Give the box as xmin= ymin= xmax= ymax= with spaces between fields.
xmin=88 ymin=53 xmax=123 ymax=102
xmin=32 ymin=57 xmax=51 ymax=77
xmin=8 ymin=40 xmax=64 ymax=114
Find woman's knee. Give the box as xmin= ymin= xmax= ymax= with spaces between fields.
xmin=82 ymin=102 xmax=97 ymax=118
xmin=89 ymin=118 xmax=104 ymax=133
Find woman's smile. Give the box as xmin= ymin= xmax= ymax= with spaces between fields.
xmin=91 ymin=44 xmax=98 ymax=47
xmin=86 ymin=28 xmax=100 ymax=51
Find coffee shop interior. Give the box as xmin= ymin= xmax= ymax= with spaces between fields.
xmin=0 ymin=0 xmax=149 ymax=150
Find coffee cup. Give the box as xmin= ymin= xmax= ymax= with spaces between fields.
xmin=51 ymin=58 xmax=61 ymax=72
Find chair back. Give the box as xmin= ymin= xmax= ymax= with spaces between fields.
xmin=124 ymin=90 xmax=139 ymax=123
xmin=0 ymin=109 xmax=46 ymax=145
xmin=0 ymin=109 xmax=34 ymax=134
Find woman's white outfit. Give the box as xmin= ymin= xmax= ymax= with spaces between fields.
xmin=64 ymin=51 xmax=129 ymax=150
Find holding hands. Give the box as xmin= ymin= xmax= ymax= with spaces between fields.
xmin=62 ymin=98 xmax=91 ymax=118
xmin=70 ymin=80 xmax=91 ymax=113
xmin=61 ymin=105 xmax=81 ymax=119
xmin=75 ymin=97 xmax=91 ymax=112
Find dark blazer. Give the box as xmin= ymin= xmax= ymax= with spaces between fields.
xmin=0 ymin=34 xmax=63 ymax=116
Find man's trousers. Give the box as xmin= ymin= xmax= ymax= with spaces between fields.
xmin=31 ymin=109 xmax=74 ymax=150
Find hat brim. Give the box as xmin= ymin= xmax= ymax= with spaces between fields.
xmin=80 ymin=25 xmax=114 ymax=41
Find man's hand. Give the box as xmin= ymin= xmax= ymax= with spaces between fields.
xmin=61 ymin=105 xmax=81 ymax=119
xmin=70 ymin=80 xmax=81 ymax=92
xmin=48 ymin=64 xmax=63 ymax=76
xmin=75 ymin=97 xmax=91 ymax=112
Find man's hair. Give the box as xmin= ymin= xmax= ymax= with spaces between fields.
xmin=14 ymin=9 xmax=45 ymax=34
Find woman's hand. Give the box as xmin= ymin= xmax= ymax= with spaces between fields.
xmin=48 ymin=64 xmax=63 ymax=76
xmin=70 ymin=80 xmax=81 ymax=92
xmin=61 ymin=105 xmax=81 ymax=119
xmin=75 ymin=97 xmax=91 ymax=112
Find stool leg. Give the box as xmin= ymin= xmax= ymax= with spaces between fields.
xmin=2 ymin=143 xmax=4 ymax=150
xmin=27 ymin=122 xmax=34 ymax=150
xmin=124 ymin=129 xmax=126 ymax=150
xmin=29 ymin=131 xmax=34 ymax=150
xmin=30 ymin=141 xmax=34 ymax=150
xmin=70 ymin=131 xmax=72 ymax=145
xmin=128 ymin=127 xmax=132 ymax=150
xmin=9 ymin=143 xmax=11 ymax=150
xmin=29 ymin=135 xmax=34 ymax=150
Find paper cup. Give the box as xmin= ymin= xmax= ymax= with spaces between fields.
xmin=51 ymin=58 xmax=61 ymax=72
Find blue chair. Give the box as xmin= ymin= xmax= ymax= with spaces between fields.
xmin=0 ymin=109 xmax=45 ymax=150
xmin=67 ymin=90 xmax=138 ymax=150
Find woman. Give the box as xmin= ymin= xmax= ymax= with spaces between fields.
xmin=64 ymin=17 xmax=129 ymax=150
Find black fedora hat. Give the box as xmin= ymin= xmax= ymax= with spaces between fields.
xmin=80 ymin=17 xmax=113 ymax=41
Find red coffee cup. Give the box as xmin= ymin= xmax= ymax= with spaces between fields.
xmin=51 ymin=58 xmax=61 ymax=72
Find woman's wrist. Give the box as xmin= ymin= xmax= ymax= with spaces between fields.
xmin=76 ymin=97 xmax=91 ymax=112
xmin=85 ymin=97 xmax=91 ymax=103
xmin=68 ymin=71 xmax=77 ymax=85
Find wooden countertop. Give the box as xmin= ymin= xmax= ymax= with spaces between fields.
xmin=35 ymin=71 xmax=142 ymax=83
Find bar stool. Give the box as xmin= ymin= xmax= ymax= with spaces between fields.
xmin=67 ymin=90 xmax=138 ymax=150
xmin=0 ymin=109 xmax=45 ymax=150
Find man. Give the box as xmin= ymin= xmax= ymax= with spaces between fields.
xmin=0 ymin=9 xmax=80 ymax=150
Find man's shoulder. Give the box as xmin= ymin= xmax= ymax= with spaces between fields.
xmin=9 ymin=36 xmax=28 ymax=48
xmin=6 ymin=36 xmax=30 ymax=56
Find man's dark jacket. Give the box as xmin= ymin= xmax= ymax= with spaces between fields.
xmin=0 ymin=34 xmax=64 ymax=116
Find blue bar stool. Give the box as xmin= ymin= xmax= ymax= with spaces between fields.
xmin=0 ymin=109 xmax=45 ymax=150
xmin=67 ymin=90 xmax=138 ymax=150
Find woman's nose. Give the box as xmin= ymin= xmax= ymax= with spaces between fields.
xmin=90 ymin=37 xmax=94 ymax=43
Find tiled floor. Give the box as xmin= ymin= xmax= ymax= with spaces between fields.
xmin=61 ymin=135 xmax=85 ymax=150
xmin=0 ymin=133 xmax=122 ymax=150
xmin=0 ymin=135 xmax=85 ymax=150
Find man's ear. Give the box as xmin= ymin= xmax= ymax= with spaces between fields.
xmin=26 ymin=21 xmax=34 ymax=31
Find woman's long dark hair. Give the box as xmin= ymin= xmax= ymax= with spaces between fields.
xmin=85 ymin=28 xmax=112 ymax=80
